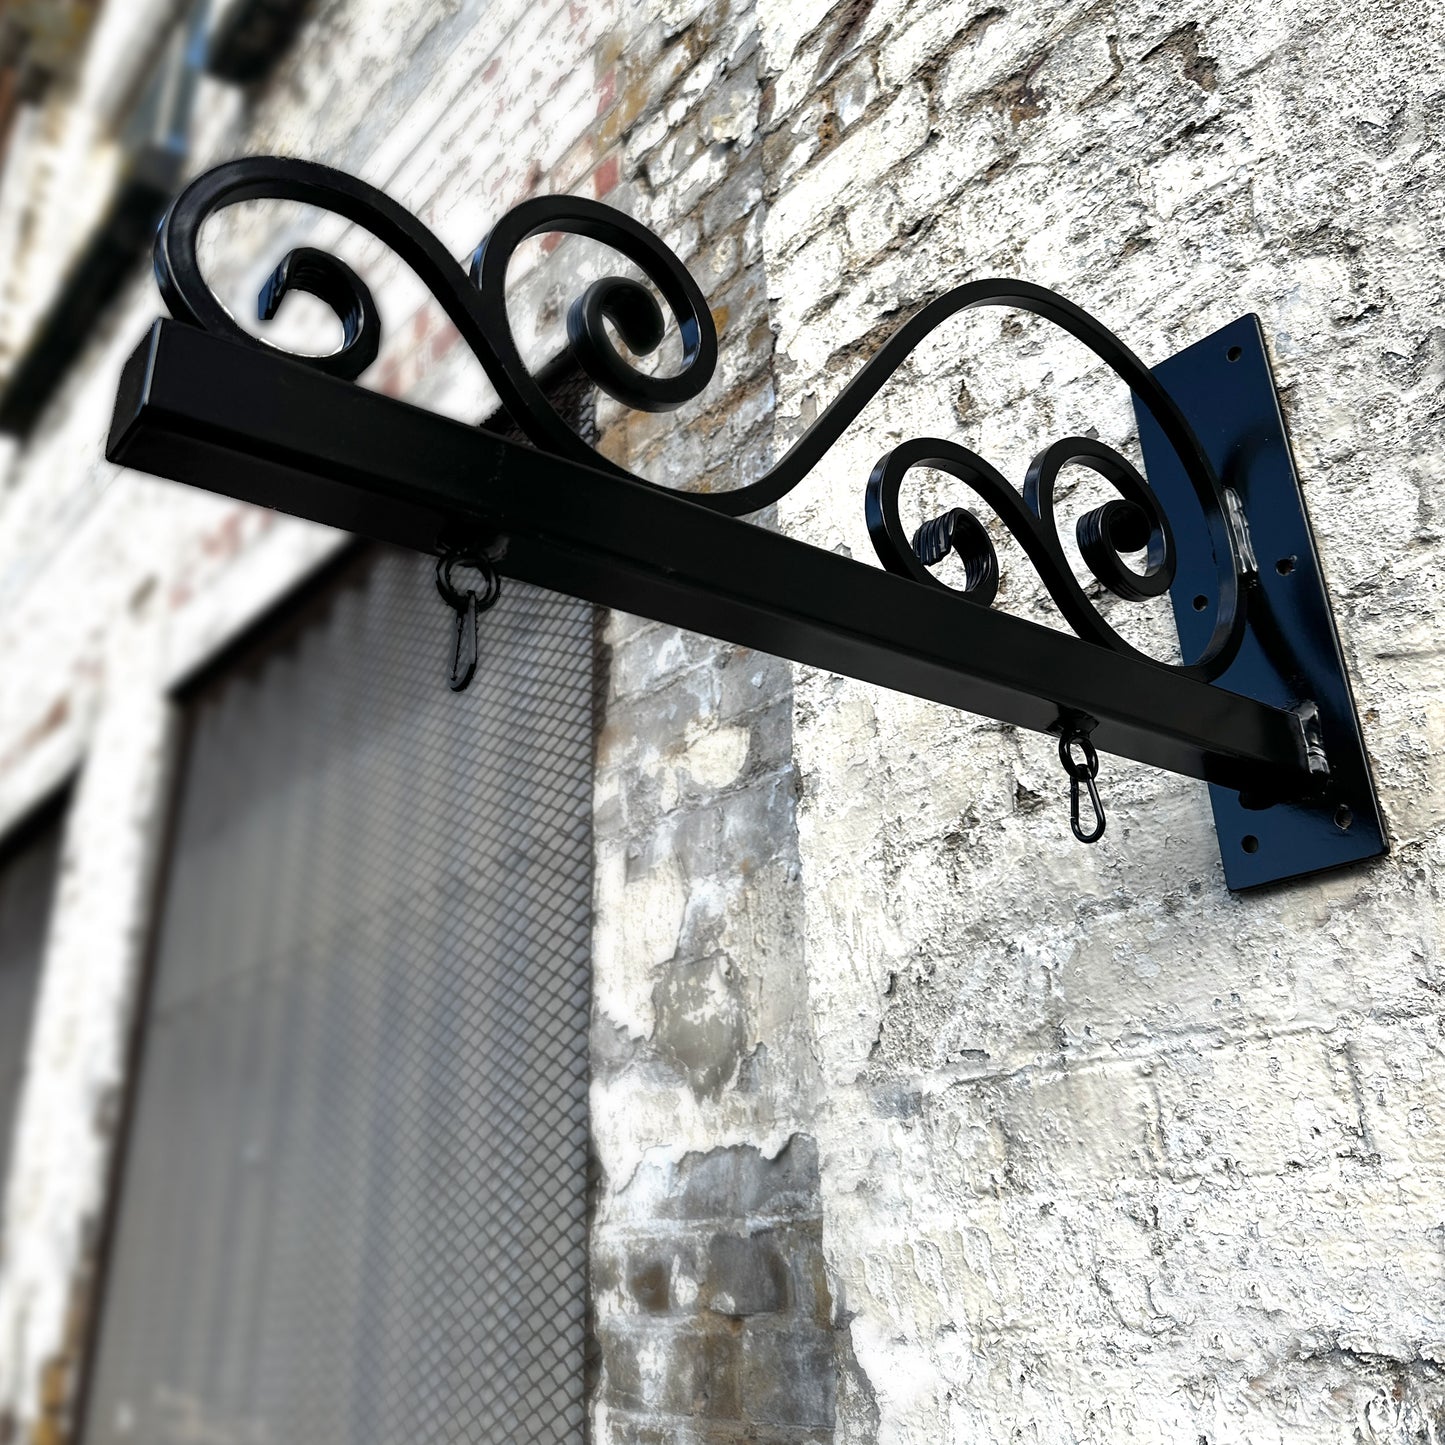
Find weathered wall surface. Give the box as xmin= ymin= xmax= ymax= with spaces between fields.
xmin=749 ymin=0 xmax=1445 ymax=1441
xmin=584 ymin=8 xmax=825 ymax=1442
xmin=575 ymin=0 xmax=1445 ymax=1440
xmin=0 ymin=0 xmax=1442 ymax=1442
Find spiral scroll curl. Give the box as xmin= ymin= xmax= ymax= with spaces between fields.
xmin=865 ymin=434 xmax=1182 ymax=672
xmin=153 ymin=156 xmax=716 ymax=477
xmin=154 ymin=155 xmax=1247 ymax=680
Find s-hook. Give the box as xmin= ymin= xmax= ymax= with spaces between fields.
xmin=1059 ymin=723 xmax=1106 ymax=844
xmin=436 ymin=550 xmax=502 ymax=691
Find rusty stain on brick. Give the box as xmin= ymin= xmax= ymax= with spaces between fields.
xmin=599 ymin=77 xmax=650 ymax=146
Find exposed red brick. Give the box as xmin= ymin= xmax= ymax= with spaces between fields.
xmin=593 ymin=152 xmax=621 ymax=198
xmin=596 ymin=66 xmax=617 ymax=116
xmin=431 ymin=321 xmax=460 ymax=361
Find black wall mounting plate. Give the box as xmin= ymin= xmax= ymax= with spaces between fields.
xmin=1136 ymin=315 xmax=1387 ymax=890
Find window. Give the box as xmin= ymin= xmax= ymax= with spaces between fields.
xmin=0 ymin=791 xmax=67 ymax=1202
xmin=80 ymin=547 xmax=594 ymax=1444
xmin=0 ymin=1 xmax=205 ymax=434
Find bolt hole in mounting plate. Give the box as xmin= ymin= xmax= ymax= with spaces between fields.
xmin=1135 ymin=314 xmax=1387 ymax=890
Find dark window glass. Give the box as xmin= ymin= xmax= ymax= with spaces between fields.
xmin=0 ymin=794 xmax=66 ymax=1200
xmin=82 ymin=547 xmax=593 ymax=1445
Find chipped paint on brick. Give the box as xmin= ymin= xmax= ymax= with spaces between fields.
xmin=1 ymin=0 xmax=1442 ymax=1442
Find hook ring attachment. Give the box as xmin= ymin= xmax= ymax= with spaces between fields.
xmin=436 ymin=551 xmax=502 ymax=691
xmin=1058 ymin=725 xmax=1106 ymax=844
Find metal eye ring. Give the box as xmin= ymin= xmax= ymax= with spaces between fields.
xmin=435 ymin=552 xmax=501 ymax=610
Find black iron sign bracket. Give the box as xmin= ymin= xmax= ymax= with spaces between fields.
xmin=105 ymin=158 xmax=1386 ymax=891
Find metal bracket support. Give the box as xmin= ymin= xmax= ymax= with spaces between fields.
xmin=101 ymin=155 xmax=1389 ymax=893
xmin=1136 ymin=315 xmax=1387 ymax=888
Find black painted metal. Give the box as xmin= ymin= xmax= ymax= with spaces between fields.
xmin=103 ymin=155 xmax=1388 ymax=887
xmin=866 ymin=433 xmax=1182 ymax=668
xmin=435 ymin=550 xmax=502 ymax=692
xmin=1135 ymin=316 xmax=1387 ymax=888
xmin=150 ymin=157 xmax=1248 ymax=679
xmin=1058 ymin=727 xmax=1107 ymax=846
xmin=109 ymin=320 xmax=1306 ymax=800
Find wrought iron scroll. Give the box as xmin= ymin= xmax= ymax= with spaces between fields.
xmin=154 ymin=156 xmax=1249 ymax=681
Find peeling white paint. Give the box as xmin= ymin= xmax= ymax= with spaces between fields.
xmin=0 ymin=0 xmax=1442 ymax=1440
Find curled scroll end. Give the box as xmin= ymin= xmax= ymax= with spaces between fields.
xmin=256 ymin=246 xmax=381 ymax=381
xmin=1026 ymin=436 xmax=1175 ymax=604
xmin=911 ymin=507 xmax=1000 ymax=606
xmin=1076 ymin=498 xmax=1171 ymax=602
xmin=470 ymin=196 xmax=718 ymax=421
xmin=865 ymin=439 xmax=1022 ymax=607
xmin=563 ymin=272 xmax=714 ymax=414
xmin=566 ymin=276 xmax=679 ymax=411
xmin=570 ymin=276 xmax=665 ymax=357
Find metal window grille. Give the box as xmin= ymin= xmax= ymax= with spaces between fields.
xmin=80 ymin=544 xmax=594 ymax=1445
xmin=0 ymin=792 xmax=66 ymax=1204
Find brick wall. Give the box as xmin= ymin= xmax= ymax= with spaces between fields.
xmin=754 ymin=1 xmax=1445 ymax=1441
xmin=586 ymin=2 xmax=822 ymax=1433
xmin=0 ymin=0 xmax=1442 ymax=1441
xmin=594 ymin=1137 xmax=836 ymax=1439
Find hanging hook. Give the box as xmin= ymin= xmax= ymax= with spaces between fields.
xmin=1058 ymin=724 xmax=1106 ymax=844
xmin=435 ymin=550 xmax=502 ymax=691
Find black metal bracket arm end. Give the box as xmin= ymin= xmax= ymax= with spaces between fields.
xmin=105 ymin=156 xmax=1386 ymax=891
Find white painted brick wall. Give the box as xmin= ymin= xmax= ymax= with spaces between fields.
xmin=755 ymin=1 xmax=1445 ymax=1440
xmin=0 ymin=0 xmax=1441 ymax=1440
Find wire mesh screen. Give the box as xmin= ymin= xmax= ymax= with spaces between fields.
xmin=0 ymin=796 xmax=66 ymax=1201
xmin=82 ymin=547 xmax=593 ymax=1445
